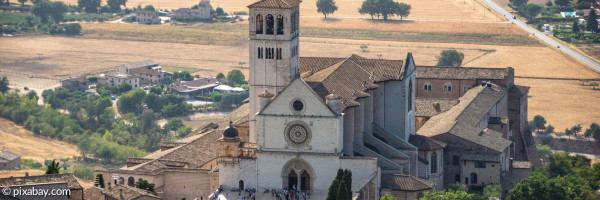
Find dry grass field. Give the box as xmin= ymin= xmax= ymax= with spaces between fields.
xmin=2 ymin=36 xmax=599 ymax=131
xmin=516 ymin=78 xmax=600 ymax=131
xmin=0 ymin=118 xmax=79 ymax=163
xmin=0 ymin=169 xmax=46 ymax=178
xmin=578 ymin=45 xmax=600 ymax=62
xmin=54 ymin=0 xmax=497 ymax=21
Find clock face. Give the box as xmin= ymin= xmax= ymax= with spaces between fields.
xmin=285 ymin=122 xmax=311 ymax=147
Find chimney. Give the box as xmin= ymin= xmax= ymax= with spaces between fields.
xmin=481 ymin=81 xmax=487 ymax=87
xmin=487 ymin=83 xmax=492 ymax=88
xmin=257 ymin=90 xmax=274 ymax=112
xmin=326 ymin=93 xmax=343 ymax=115
xmin=433 ymin=102 xmax=441 ymax=112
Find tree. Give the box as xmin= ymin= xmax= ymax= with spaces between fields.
xmin=510 ymin=0 xmax=528 ymax=8
xmin=572 ymin=21 xmax=580 ymax=33
xmin=107 ymin=0 xmax=126 ymax=11
xmin=0 ymin=76 xmax=9 ymax=94
xmin=25 ymin=90 xmax=38 ymax=100
xmin=17 ymin=0 xmax=26 ymax=6
xmin=436 ymin=49 xmax=464 ymax=67
xmin=565 ymin=128 xmax=573 ymax=139
xmin=316 ymin=0 xmax=338 ymax=18
xmin=584 ymin=123 xmax=599 ymax=141
xmin=216 ymin=73 xmax=225 ymax=79
xmin=508 ymin=170 xmax=575 ymax=200
xmin=536 ymin=144 xmax=552 ymax=162
xmin=571 ymin=124 xmax=582 ymax=137
xmin=215 ymin=7 xmax=224 ymax=16
xmin=421 ymin=189 xmax=485 ymax=200
xmin=143 ymin=4 xmax=155 ymax=12
xmin=95 ymin=174 xmax=105 ymax=188
xmin=545 ymin=0 xmax=552 ymax=6
xmin=520 ymin=4 xmax=542 ymax=20
xmin=587 ymin=9 xmax=598 ymax=33
xmin=50 ymin=1 xmax=68 ymax=24
xmin=32 ymin=0 xmax=53 ymax=24
xmin=149 ymin=86 xmax=162 ymax=95
xmin=140 ymin=109 xmax=156 ymax=130
xmin=65 ymin=23 xmax=82 ymax=35
xmin=554 ymin=0 xmax=569 ymax=7
xmin=227 ymin=69 xmax=245 ymax=86
xmin=358 ymin=0 xmax=377 ymax=19
xmin=77 ymin=0 xmax=101 ymax=12
xmin=336 ymin=180 xmax=349 ymax=200
xmin=532 ymin=115 xmax=546 ymax=133
xmin=45 ymin=160 xmax=61 ymax=174
xmin=343 ymin=169 xmax=352 ymax=198
xmin=545 ymin=124 xmax=554 ymax=134
xmin=483 ymin=184 xmax=501 ymax=198
xmin=135 ymin=180 xmax=157 ymax=195
xmin=380 ymin=194 xmax=397 ymax=200
xmin=396 ymin=3 xmax=411 ymax=20
xmin=163 ymin=118 xmax=184 ymax=134
xmin=118 ymin=83 xmax=132 ymax=94
xmin=327 ymin=169 xmax=345 ymax=200
xmin=589 ymin=82 xmax=599 ymax=90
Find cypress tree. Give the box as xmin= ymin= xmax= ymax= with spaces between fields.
xmin=587 ymin=9 xmax=598 ymax=33
xmin=572 ymin=20 xmax=580 ymax=33
xmin=337 ymin=180 xmax=349 ymax=200
xmin=326 ymin=179 xmax=340 ymax=200
xmin=344 ymin=169 xmax=352 ymax=198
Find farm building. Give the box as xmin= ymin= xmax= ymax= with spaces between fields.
xmin=174 ymin=0 xmax=211 ymax=19
xmin=61 ymin=77 xmax=89 ymax=91
xmin=172 ymin=78 xmax=226 ymax=98
xmin=135 ymin=10 xmax=160 ymax=24
xmin=0 ymin=148 xmax=20 ymax=170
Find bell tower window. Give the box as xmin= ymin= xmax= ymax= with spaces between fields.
xmin=256 ymin=14 xmax=263 ymax=34
xmin=266 ymin=14 xmax=274 ymax=35
xmin=277 ymin=14 xmax=284 ymax=35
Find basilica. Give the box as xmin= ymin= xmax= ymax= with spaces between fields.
xmin=95 ymin=0 xmax=540 ymax=199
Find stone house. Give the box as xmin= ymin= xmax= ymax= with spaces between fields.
xmin=61 ymin=77 xmax=89 ymax=91
xmin=417 ymin=83 xmax=514 ymax=189
xmin=0 ymin=148 xmax=20 ymax=170
xmin=99 ymin=60 xmax=171 ymax=89
xmin=415 ymin=66 xmax=513 ymax=99
xmin=84 ymin=184 xmax=162 ymax=200
xmin=130 ymin=68 xmax=170 ymax=86
xmin=135 ymin=10 xmax=160 ymax=24
xmin=98 ymin=72 xmax=141 ymax=89
xmin=173 ymin=0 xmax=211 ymax=19
xmin=172 ymin=78 xmax=225 ymax=98
xmin=0 ymin=173 xmax=84 ymax=200
xmin=116 ymin=60 xmax=160 ymax=75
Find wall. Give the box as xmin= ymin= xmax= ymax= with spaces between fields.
xmin=218 ymin=158 xmax=258 ymax=191
xmin=0 ymin=158 xmax=20 ymax=170
xmin=416 ymin=79 xmax=475 ymax=99
xmin=381 ymin=189 xmax=428 ymax=200
xmin=162 ymin=171 xmax=211 ymax=200
xmin=384 ymin=81 xmax=406 ymax=140
xmin=461 ymin=160 xmax=501 ymax=186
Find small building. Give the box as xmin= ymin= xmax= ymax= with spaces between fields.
xmin=0 ymin=173 xmax=84 ymax=200
xmin=130 ymin=68 xmax=171 ymax=86
xmin=172 ymin=78 xmax=225 ymax=98
xmin=0 ymin=148 xmax=20 ymax=170
xmin=116 ymin=60 xmax=160 ymax=75
xmin=61 ymin=77 xmax=90 ymax=91
xmin=511 ymin=160 xmax=532 ymax=179
xmin=560 ymin=12 xmax=577 ymax=18
xmin=174 ymin=0 xmax=211 ymax=20
xmin=380 ymin=174 xmax=435 ymax=200
xmin=135 ymin=10 xmax=160 ymax=24
xmin=98 ymin=72 xmax=141 ymax=89
xmin=84 ymin=184 xmax=162 ymax=200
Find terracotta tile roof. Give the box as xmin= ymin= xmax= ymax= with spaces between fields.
xmin=415 ymin=98 xmax=458 ymax=117
xmin=248 ymin=0 xmax=301 ymax=9
xmin=85 ymin=185 xmax=162 ymax=200
xmin=0 ymin=150 xmax=20 ymax=162
xmin=409 ymin=135 xmax=446 ymax=151
xmin=381 ymin=174 xmax=434 ymax=191
xmin=118 ymin=60 xmax=158 ymax=69
xmin=513 ymin=161 xmax=532 ymax=169
xmin=415 ymin=66 xmax=509 ymax=80
xmin=301 ymin=55 xmax=405 ymax=110
xmin=0 ymin=174 xmax=82 ymax=190
xmin=417 ymin=84 xmax=512 ymax=152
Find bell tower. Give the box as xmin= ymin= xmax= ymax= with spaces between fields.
xmin=248 ymin=0 xmax=301 ymax=143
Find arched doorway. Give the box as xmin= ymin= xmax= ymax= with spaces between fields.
xmin=300 ymin=170 xmax=310 ymax=191
xmin=128 ymin=177 xmax=135 ymax=186
xmin=281 ymin=158 xmax=314 ymax=191
xmin=288 ymin=171 xmax=298 ymax=190
xmin=239 ymin=180 xmax=244 ymax=190
xmin=225 ymin=146 xmax=231 ymax=157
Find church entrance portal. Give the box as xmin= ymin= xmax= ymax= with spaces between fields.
xmin=288 ymin=171 xmax=298 ymax=190
xmin=282 ymin=158 xmax=314 ymax=191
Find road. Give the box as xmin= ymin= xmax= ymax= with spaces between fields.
xmin=479 ymin=0 xmax=600 ymax=73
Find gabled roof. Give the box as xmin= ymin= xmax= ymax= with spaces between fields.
xmin=417 ymin=84 xmax=512 ymax=152
xmin=409 ymin=134 xmax=447 ymax=151
xmin=301 ymin=54 xmax=406 ymax=110
xmin=0 ymin=174 xmax=82 ymax=190
xmin=0 ymin=150 xmax=20 ymax=162
xmin=118 ymin=60 xmax=158 ymax=69
xmin=85 ymin=185 xmax=162 ymax=200
xmin=416 ymin=66 xmax=509 ymax=80
xmin=259 ymin=78 xmax=337 ymax=116
xmin=381 ymin=174 xmax=434 ymax=191
xmin=248 ymin=0 xmax=301 ymax=9
xmin=415 ymin=98 xmax=459 ymax=117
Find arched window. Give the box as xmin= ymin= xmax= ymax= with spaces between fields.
xmin=266 ymin=14 xmax=274 ymax=34
xmin=471 ymin=173 xmax=478 ymax=184
xmin=256 ymin=14 xmax=263 ymax=34
xmin=128 ymin=177 xmax=135 ymax=186
xmin=276 ymin=14 xmax=284 ymax=35
xmin=408 ymin=80 xmax=413 ymax=111
xmin=290 ymin=12 xmax=295 ymax=34
xmin=430 ymin=152 xmax=437 ymax=174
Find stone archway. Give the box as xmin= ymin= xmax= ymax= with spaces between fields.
xmin=281 ymin=158 xmax=314 ymax=191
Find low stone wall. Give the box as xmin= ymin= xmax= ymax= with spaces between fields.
xmin=534 ymin=136 xmax=600 ymax=155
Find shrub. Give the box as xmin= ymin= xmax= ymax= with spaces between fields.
xmin=73 ymin=165 xmax=95 ymax=180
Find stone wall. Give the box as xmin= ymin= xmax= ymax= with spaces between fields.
xmin=0 ymin=158 xmax=20 ymax=170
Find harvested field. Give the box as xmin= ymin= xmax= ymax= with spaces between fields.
xmin=0 ymin=170 xmax=45 ymax=179
xmin=81 ymin=21 xmax=535 ymax=46
xmin=2 ymin=36 xmax=599 ymax=130
xmin=0 ymin=118 xmax=79 ymax=163
xmin=54 ymin=0 xmax=497 ymax=21
xmin=516 ymin=78 xmax=600 ymax=131
xmin=577 ymin=45 xmax=600 ymax=62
